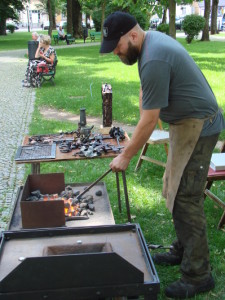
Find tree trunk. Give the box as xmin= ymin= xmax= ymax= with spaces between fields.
xmin=169 ymin=0 xmax=176 ymax=39
xmin=211 ymin=0 xmax=219 ymax=34
xmin=0 ymin=18 xmax=6 ymax=35
xmin=101 ymin=0 xmax=106 ymax=41
xmin=47 ymin=0 xmax=53 ymax=37
xmin=51 ymin=0 xmax=56 ymax=29
xmin=201 ymin=0 xmax=210 ymax=41
xmin=162 ymin=7 xmax=167 ymax=24
xmin=72 ymin=0 xmax=82 ymax=38
xmin=67 ymin=0 xmax=73 ymax=34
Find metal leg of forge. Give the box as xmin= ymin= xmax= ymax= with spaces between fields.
xmin=31 ymin=162 xmax=40 ymax=174
xmin=115 ymin=171 xmax=131 ymax=222
xmin=116 ymin=172 xmax=122 ymax=213
xmin=122 ymin=171 xmax=131 ymax=222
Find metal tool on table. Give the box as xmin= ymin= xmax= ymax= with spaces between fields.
xmin=109 ymin=127 xmax=125 ymax=152
xmin=147 ymin=244 xmax=173 ymax=250
xmin=72 ymin=168 xmax=112 ymax=205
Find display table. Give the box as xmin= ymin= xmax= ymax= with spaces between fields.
xmin=205 ymin=166 xmax=225 ymax=229
xmin=16 ymin=133 xmax=129 ymax=172
xmin=15 ymin=133 xmax=132 ymax=221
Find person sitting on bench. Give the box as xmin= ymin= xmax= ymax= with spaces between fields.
xmin=57 ymin=26 xmax=69 ymax=45
xmin=23 ymin=35 xmax=56 ymax=88
xmin=32 ymin=32 xmax=40 ymax=42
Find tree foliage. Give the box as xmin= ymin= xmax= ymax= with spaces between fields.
xmin=87 ymin=0 xmax=150 ymax=32
xmin=0 ymin=0 xmax=24 ymax=35
xmin=157 ymin=23 xmax=169 ymax=34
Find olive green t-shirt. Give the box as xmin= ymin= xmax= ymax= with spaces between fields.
xmin=138 ymin=31 xmax=225 ymax=136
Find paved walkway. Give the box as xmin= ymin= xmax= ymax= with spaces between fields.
xmin=176 ymin=31 xmax=225 ymax=42
xmin=0 ymin=50 xmax=34 ymax=232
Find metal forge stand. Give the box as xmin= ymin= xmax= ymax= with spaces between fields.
xmin=0 ymin=224 xmax=160 ymax=299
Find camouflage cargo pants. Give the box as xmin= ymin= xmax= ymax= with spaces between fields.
xmin=172 ymin=133 xmax=219 ymax=283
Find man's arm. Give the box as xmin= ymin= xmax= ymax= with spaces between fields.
xmin=109 ymin=108 xmax=160 ymax=172
xmin=139 ymin=87 xmax=143 ymax=117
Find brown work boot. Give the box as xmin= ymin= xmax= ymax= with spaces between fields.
xmin=165 ymin=274 xmax=215 ymax=298
xmin=152 ymin=240 xmax=183 ymax=266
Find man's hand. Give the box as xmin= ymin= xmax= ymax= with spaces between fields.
xmin=110 ymin=153 xmax=131 ymax=172
xmin=109 ymin=108 xmax=160 ymax=172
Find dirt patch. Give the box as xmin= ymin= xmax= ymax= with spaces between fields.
xmin=39 ymin=106 xmax=136 ymax=134
xmin=39 ymin=106 xmax=223 ymax=150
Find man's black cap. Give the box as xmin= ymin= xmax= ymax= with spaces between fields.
xmin=100 ymin=11 xmax=137 ymax=54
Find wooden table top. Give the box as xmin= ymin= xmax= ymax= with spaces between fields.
xmin=16 ymin=133 xmax=130 ymax=164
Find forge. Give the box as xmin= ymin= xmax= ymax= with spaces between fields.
xmin=0 ymin=224 xmax=160 ymax=299
xmin=8 ymin=173 xmax=114 ymax=230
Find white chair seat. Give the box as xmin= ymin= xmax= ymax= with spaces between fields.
xmin=148 ymin=130 xmax=169 ymax=143
xmin=135 ymin=128 xmax=169 ymax=170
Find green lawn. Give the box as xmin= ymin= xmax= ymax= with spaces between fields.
xmin=0 ymin=30 xmax=99 ymax=51
xmin=1 ymin=32 xmax=225 ymax=299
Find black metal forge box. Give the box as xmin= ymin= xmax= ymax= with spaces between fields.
xmin=9 ymin=173 xmax=115 ymax=230
xmin=20 ymin=173 xmax=66 ymax=229
xmin=0 ymin=224 xmax=160 ymax=300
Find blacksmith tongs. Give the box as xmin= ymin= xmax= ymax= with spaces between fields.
xmin=72 ymin=168 xmax=112 ymax=204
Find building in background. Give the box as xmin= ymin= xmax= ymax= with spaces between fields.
xmin=19 ymin=0 xmax=65 ymax=29
xmin=19 ymin=0 xmax=48 ymax=29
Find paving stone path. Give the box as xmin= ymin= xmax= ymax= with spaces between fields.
xmin=0 ymin=50 xmax=35 ymax=232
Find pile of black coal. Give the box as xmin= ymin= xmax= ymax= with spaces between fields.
xmin=25 ymin=186 xmax=103 ymax=220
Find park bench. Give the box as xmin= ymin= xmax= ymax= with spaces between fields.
xmin=53 ymin=34 xmax=59 ymax=45
xmin=67 ymin=34 xmax=75 ymax=44
xmin=53 ymin=34 xmax=75 ymax=45
xmin=37 ymin=55 xmax=58 ymax=87
xmin=90 ymin=31 xmax=101 ymax=42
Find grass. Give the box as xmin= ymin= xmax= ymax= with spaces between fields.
xmin=2 ymin=32 xmax=225 ymax=299
xmin=0 ymin=29 xmax=100 ymax=51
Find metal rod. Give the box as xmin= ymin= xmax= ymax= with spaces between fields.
xmin=116 ymin=172 xmax=121 ymax=213
xmin=77 ymin=168 xmax=112 ymax=199
xmin=122 ymin=171 xmax=131 ymax=222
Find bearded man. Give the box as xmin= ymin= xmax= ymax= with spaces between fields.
xmin=100 ymin=11 xmax=225 ymax=299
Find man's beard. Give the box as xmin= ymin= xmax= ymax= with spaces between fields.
xmin=119 ymin=41 xmax=139 ymax=65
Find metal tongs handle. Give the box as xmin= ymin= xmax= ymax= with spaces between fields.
xmin=77 ymin=168 xmax=112 ymax=200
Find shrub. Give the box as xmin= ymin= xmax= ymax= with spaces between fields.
xmin=182 ymin=14 xmax=205 ymax=44
xmin=6 ymin=24 xmax=16 ymax=34
xmin=156 ymin=23 xmax=169 ymax=35
xmin=92 ymin=7 xmax=149 ymax=32
xmin=129 ymin=8 xmax=149 ymax=30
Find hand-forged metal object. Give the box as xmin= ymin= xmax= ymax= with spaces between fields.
xmin=147 ymin=244 xmax=174 ymax=250
xmin=58 ymin=131 xmax=124 ymax=156
xmin=109 ymin=127 xmax=125 ymax=140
